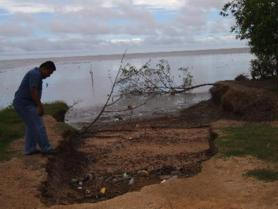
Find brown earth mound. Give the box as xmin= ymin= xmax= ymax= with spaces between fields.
xmin=210 ymin=80 xmax=278 ymax=121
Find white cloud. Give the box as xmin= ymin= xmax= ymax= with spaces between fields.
xmin=0 ymin=0 xmax=55 ymax=13
xmin=134 ymin=0 xmax=184 ymax=9
xmin=0 ymin=0 xmax=244 ymax=55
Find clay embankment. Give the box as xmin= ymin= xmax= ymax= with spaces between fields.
xmin=210 ymin=80 xmax=278 ymax=121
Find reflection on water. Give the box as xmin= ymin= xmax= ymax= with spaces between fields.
xmin=66 ymin=92 xmax=211 ymax=126
xmin=0 ymin=51 xmax=253 ymax=124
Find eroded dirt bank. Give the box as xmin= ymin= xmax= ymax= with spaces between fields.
xmin=1 ymin=80 xmax=278 ymax=209
xmin=41 ymin=100 xmax=221 ymax=205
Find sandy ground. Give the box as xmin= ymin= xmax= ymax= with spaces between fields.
xmin=0 ymin=116 xmax=277 ymax=209
xmin=0 ymin=115 xmax=63 ymax=209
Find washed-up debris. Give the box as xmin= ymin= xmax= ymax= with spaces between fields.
xmin=159 ymin=175 xmax=171 ymax=180
xmin=168 ymin=175 xmax=178 ymax=181
xmin=114 ymin=115 xmax=123 ymax=121
xmin=161 ymin=179 xmax=167 ymax=184
xmin=85 ymin=189 xmax=92 ymax=197
xmin=123 ymin=172 xmax=129 ymax=179
xmin=171 ymin=170 xmax=181 ymax=175
xmin=137 ymin=170 xmax=149 ymax=177
xmin=71 ymin=178 xmax=78 ymax=184
xmin=83 ymin=173 xmax=93 ymax=182
xmin=128 ymin=178 xmax=134 ymax=185
xmin=160 ymin=175 xmax=178 ymax=184
xmin=100 ymin=187 xmax=106 ymax=194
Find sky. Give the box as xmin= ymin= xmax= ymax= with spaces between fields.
xmin=0 ymin=0 xmax=247 ymax=57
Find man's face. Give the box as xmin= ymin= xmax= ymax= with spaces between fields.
xmin=42 ymin=68 xmax=54 ymax=79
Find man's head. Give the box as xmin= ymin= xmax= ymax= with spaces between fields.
xmin=39 ymin=61 xmax=56 ymax=79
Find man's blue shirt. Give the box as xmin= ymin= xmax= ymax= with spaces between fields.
xmin=13 ymin=67 xmax=43 ymax=106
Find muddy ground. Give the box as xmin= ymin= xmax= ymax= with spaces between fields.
xmin=40 ymin=100 xmax=224 ymax=206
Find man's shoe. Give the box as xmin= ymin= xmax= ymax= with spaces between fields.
xmin=42 ymin=149 xmax=57 ymax=155
xmin=25 ymin=150 xmax=41 ymax=155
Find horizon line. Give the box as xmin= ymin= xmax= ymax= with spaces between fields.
xmin=0 ymin=47 xmax=250 ymax=62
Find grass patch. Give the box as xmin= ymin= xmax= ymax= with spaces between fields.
xmin=55 ymin=122 xmax=79 ymax=138
xmin=44 ymin=101 xmax=69 ymax=122
xmin=216 ymin=123 xmax=278 ymax=181
xmin=216 ymin=123 xmax=278 ymax=162
xmin=245 ymin=169 xmax=278 ymax=182
xmin=0 ymin=101 xmax=69 ymax=161
xmin=0 ymin=106 xmax=24 ymax=160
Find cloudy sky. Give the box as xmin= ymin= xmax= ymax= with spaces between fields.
xmin=0 ymin=0 xmax=247 ymax=57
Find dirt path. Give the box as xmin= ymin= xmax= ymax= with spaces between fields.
xmin=0 ymin=116 xmax=278 ymax=209
xmin=0 ymin=115 xmax=63 ymax=209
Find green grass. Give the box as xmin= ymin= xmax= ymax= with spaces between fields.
xmin=0 ymin=106 xmax=25 ymax=160
xmin=44 ymin=101 xmax=69 ymax=122
xmin=55 ymin=122 xmax=79 ymax=138
xmin=245 ymin=169 xmax=278 ymax=182
xmin=0 ymin=101 xmax=69 ymax=161
xmin=216 ymin=123 xmax=278 ymax=181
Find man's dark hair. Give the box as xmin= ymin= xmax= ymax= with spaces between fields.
xmin=40 ymin=61 xmax=56 ymax=71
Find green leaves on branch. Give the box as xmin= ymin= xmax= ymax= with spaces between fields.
xmin=221 ymin=0 xmax=278 ymax=79
xmin=116 ymin=59 xmax=193 ymax=95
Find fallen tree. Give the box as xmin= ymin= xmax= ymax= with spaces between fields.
xmin=81 ymin=57 xmax=215 ymax=133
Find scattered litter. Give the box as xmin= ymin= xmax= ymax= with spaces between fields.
xmin=77 ymin=186 xmax=83 ymax=190
xmin=137 ymin=170 xmax=149 ymax=177
xmin=85 ymin=189 xmax=91 ymax=194
xmin=168 ymin=176 xmax=178 ymax=181
xmin=71 ymin=178 xmax=78 ymax=184
xmin=128 ymin=178 xmax=134 ymax=185
xmin=83 ymin=173 xmax=93 ymax=182
xmin=78 ymin=181 xmax=83 ymax=186
xmin=160 ymin=175 xmax=171 ymax=180
xmin=123 ymin=173 xmax=129 ymax=179
xmin=100 ymin=187 xmax=106 ymax=194
xmin=161 ymin=179 xmax=167 ymax=184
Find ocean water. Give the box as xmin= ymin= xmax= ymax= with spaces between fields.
xmin=0 ymin=49 xmax=253 ymax=124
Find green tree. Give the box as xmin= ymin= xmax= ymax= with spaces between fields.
xmin=221 ymin=0 xmax=278 ymax=79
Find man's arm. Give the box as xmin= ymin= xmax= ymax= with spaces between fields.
xmin=31 ymin=87 xmax=44 ymax=116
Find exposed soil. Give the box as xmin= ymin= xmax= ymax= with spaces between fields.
xmin=41 ymin=100 xmax=221 ymax=206
xmin=40 ymin=80 xmax=278 ymax=206
xmin=210 ymin=80 xmax=278 ymax=121
xmin=1 ymin=80 xmax=278 ymax=209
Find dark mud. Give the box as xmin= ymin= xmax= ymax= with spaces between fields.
xmin=40 ymin=100 xmax=223 ymax=206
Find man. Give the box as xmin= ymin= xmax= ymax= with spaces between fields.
xmin=13 ymin=61 xmax=56 ymax=155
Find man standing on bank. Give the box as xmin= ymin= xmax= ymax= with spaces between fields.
xmin=13 ymin=61 xmax=56 ymax=155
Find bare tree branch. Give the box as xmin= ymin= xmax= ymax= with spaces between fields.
xmin=80 ymin=51 xmax=127 ymax=134
xmin=79 ymin=55 xmax=216 ymax=135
